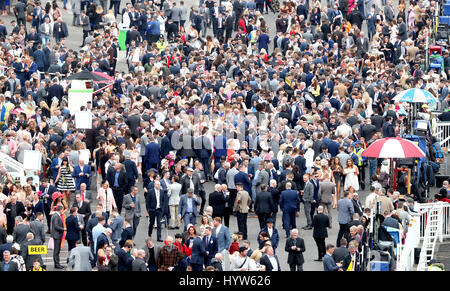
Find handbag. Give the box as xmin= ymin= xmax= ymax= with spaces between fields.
xmin=48 ymin=237 xmax=54 ymax=250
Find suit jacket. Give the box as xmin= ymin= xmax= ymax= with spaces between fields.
xmin=180 ymin=173 xmax=201 ymax=195
xmin=12 ymin=223 xmax=30 ymax=245
xmin=312 ymin=213 xmax=330 ymax=238
xmin=203 ymin=235 xmax=218 ymax=265
xmin=131 ymin=257 xmax=148 ymax=271
xmin=279 ymin=189 xmax=300 ymax=212
xmin=29 ymin=220 xmax=46 ymax=245
xmin=259 ymin=254 xmax=281 ymax=271
xmin=146 ymin=188 xmax=168 ymax=212
xmin=68 ymin=245 xmax=93 ymax=271
xmin=285 ymin=237 xmax=305 ymax=265
xmin=0 ymin=260 xmax=19 ymax=271
xmin=178 ymin=194 xmax=200 ymax=218
xmin=144 ymin=142 xmax=161 ymax=169
xmin=73 ymin=165 xmax=92 ymax=189
xmin=50 ymin=213 xmax=65 ymax=240
xmin=14 ymin=2 xmax=27 ymax=19
xmin=66 ymin=215 xmax=81 ymax=241
xmin=190 ymin=236 xmax=207 ymax=265
xmin=234 ymin=171 xmax=252 ymax=194
xmin=255 ymin=170 xmax=270 ymax=193
xmin=384 ymin=5 xmax=394 ymax=23
xmin=79 ymin=14 xmax=91 ymax=31
xmin=21 ymin=239 xmax=44 ymax=270
xmin=119 ymin=226 xmax=134 ymax=247
xmin=212 ymin=224 xmax=231 ymax=252
xmin=73 ymin=200 xmax=91 ymax=225
xmin=356 ymin=37 xmax=369 ymax=55
xmin=170 ymin=7 xmax=182 ymax=21
xmin=294 ymin=156 xmax=307 ymax=176
xmin=254 ymin=191 xmax=275 ymax=215
xmin=123 ymin=193 xmax=142 ymax=220
xmin=106 ymin=168 xmax=127 ymax=190
xmin=123 ymin=159 xmax=139 ymax=184
xmin=109 ymin=215 xmax=124 ymax=242
xmin=53 ymin=21 xmax=68 ymax=38
xmin=323 ymin=253 xmax=340 ymax=271
xmin=233 ymin=190 xmax=251 ymax=213
xmin=318 ymin=180 xmax=335 ymax=204
xmin=208 ymin=191 xmax=228 ymax=217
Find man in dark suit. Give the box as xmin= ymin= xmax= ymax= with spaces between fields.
xmin=72 ymin=159 xmax=91 ymax=190
xmin=144 ymin=137 xmax=161 ymax=172
xmin=107 ymin=163 xmax=127 ymax=214
xmin=13 ymin=1 xmax=27 ymax=27
xmin=0 ymin=250 xmax=19 ymax=271
xmin=180 ymin=167 xmax=201 ymax=195
xmin=190 ymin=232 xmax=207 ymax=271
xmin=73 ymin=193 xmax=91 ymax=246
xmin=119 ymin=219 xmax=134 ymax=247
xmin=208 ymin=184 xmax=228 ymax=221
xmin=294 ymin=151 xmax=307 ymax=187
xmin=64 ymin=207 xmax=81 ymax=251
xmin=259 ymin=245 xmax=281 ymax=271
xmin=195 ymin=129 xmax=213 ymax=180
xmin=324 ymin=244 xmax=342 ymax=271
xmin=284 ymin=228 xmax=305 ymax=271
xmin=224 ymin=10 xmax=234 ymax=42
xmin=21 ymin=232 xmax=44 ymax=270
xmin=12 ymin=217 xmax=30 ymax=245
xmin=5 ymin=196 xmax=25 ymax=235
xmin=53 ymin=17 xmax=68 ymax=43
xmin=51 ymin=205 xmax=66 ymax=269
xmin=117 ymin=240 xmax=133 ymax=271
xmin=312 ymin=206 xmax=330 ymax=261
xmin=126 ymin=108 xmax=142 ymax=140
xmin=146 ymin=180 xmax=167 ymax=242
xmin=254 ymin=184 xmax=275 ymax=229
xmin=279 ymin=182 xmax=301 ymax=238
xmin=123 ymin=152 xmax=138 ymax=195
xmin=234 ymin=164 xmax=252 ymax=196
xmin=268 ymin=181 xmax=281 ymax=226
xmin=203 ymin=226 xmax=218 ymax=266
xmin=342 ymin=241 xmax=361 ymax=271
xmin=382 ymin=116 xmax=396 ymax=138
xmin=355 ymin=31 xmax=369 ymax=58
xmin=29 ymin=213 xmax=46 ymax=245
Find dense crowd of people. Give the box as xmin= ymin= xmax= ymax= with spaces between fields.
xmin=0 ymin=0 xmax=448 ymax=272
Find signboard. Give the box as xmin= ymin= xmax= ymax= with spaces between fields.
xmin=22 ymin=150 xmax=42 ymax=171
xmin=75 ymin=111 xmax=93 ymax=129
xmin=68 ymin=89 xmax=93 ymax=115
xmin=28 ymin=245 xmax=47 ymax=255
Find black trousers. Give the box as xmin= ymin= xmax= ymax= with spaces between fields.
xmin=148 ymin=208 xmax=163 ymax=240
xmin=68 ymin=240 xmax=77 ymax=251
xmin=257 ymin=213 xmax=270 ymax=229
xmin=236 ymin=212 xmax=248 ymax=239
xmin=336 ymin=223 xmax=348 ymax=247
xmin=289 ymin=264 xmax=303 ymax=271
xmin=223 ymin=207 xmax=232 ymax=227
xmin=264 ymin=0 xmax=275 ymax=13
xmin=228 ymin=189 xmax=237 ymax=208
xmin=357 ymin=165 xmax=366 ymax=189
xmin=53 ymin=238 xmax=62 ymax=267
xmin=81 ymin=228 xmax=88 ymax=246
xmin=199 ymin=190 xmax=206 ymax=215
xmin=314 ymin=237 xmax=326 ymax=259
xmin=112 ymin=187 xmax=124 ymax=214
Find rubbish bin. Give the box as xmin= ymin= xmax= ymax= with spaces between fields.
xmin=118 ymin=29 xmax=129 ymax=51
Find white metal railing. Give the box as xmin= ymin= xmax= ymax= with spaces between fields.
xmin=396 ymin=202 xmax=450 ymax=271
xmin=396 ymin=215 xmax=421 ymax=271
xmin=417 ymin=205 xmax=442 ymax=271
xmin=434 ymin=121 xmax=450 ymax=148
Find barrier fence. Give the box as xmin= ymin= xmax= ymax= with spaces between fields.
xmin=396 ymin=202 xmax=450 ymax=271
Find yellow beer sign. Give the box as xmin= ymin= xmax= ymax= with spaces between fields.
xmin=28 ymin=245 xmax=47 ymax=255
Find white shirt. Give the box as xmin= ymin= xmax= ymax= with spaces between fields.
xmin=155 ymin=189 xmax=160 ymax=209
xmin=268 ymin=255 xmax=279 ymax=271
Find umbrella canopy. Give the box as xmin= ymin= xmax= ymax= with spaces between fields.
xmin=392 ymin=88 xmax=438 ymax=103
xmin=66 ymin=70 xmax=111 ymax=82
xmin=362 ymin=137 xmax=425 ymax=159
xmin=92 ymin=72 xmax=115 ymax=83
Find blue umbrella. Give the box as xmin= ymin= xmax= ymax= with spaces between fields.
xmin=392 ymin=88 xmax=438 ymax=103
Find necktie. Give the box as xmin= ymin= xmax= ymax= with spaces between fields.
xmin=82 ymin=190 xmax=85 ymax=201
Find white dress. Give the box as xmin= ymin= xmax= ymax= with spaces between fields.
xmin=344 ymin=166 xmax=360 ymax=191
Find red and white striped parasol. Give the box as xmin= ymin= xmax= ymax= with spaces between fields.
xmin=361 ymin=137 xmax=425 ymax=159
